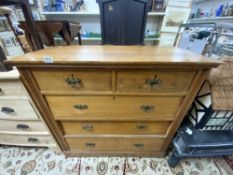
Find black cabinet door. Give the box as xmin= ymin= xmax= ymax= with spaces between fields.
xmin=97 ymin=0 xmax=151 ymax=45
xmin=98 ymin=0 xmax=124 ymax=45
xmin=124 ymin=0 xmax=150 ymax=45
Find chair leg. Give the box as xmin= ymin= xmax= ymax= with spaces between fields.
xmin=77 ymin=32 xmax=82 ymax=45
xmin=168 ymin=150 xmax=182 ymax=167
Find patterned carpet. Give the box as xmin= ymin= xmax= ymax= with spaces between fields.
xmin=0 ymin=146 xmax=232 ymax=175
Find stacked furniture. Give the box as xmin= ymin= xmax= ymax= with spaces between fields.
xmin=168 ymin=58 xmax=233 ymax=167
xmin=6 ymin=46 xmax=220 ymax=156
xmin=0 ymin=69 xmax=58 ymax=149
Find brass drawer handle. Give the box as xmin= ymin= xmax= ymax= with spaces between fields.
xmin=65 ymin=74 xmax=82 ymax=88
xmin=85 ymin=143 xmax=96 ymax=148
xmin=74 ymin=104 xmax=88 ymax=110
xmin=136 ymin=124 xmax=147 ymax=131
xmin=28 ymin=138 xmax=39 ymax=143
xmin=141 ymin=105 xmax=154 ymax=113
xmin=82 ymin=124 xmax=93 ymax=131
xmin=16 ymin=124 xmax=30 ymax=130
xmin=145 ymin=75 xmax=162 ymax=88
xmin=134 ymin=143 xmax=144 ymax=149
xmin=1 ymin=107 xmax=15 ymax=115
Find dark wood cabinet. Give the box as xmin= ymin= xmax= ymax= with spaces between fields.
xmin=97 ymin=0 xmax=151 ymax=45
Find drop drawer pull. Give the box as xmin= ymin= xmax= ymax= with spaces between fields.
xmin=65 ymin=74 xmax=82 ymax=88
xmin=28 ymin=138 xmax=39 ymax=143
xmin=145 ymin=75 xmax=162 ymax=88
xmin=1 ymin=107 xmax=15 ymax=115
xmin=136 ymin=124 xmax=147 ymax=131
xmin=82 ymin=124 xmax=93 ymax=131
xmin=134 ymin=144 xmax=144 ymax=149
xmin=16 ymin=124 xmax=30 ymax=130
xmin=85 ymin=143 xmax=96 ymax=148
xmin=74 ymin=104 xmax=88 ymax=110
xmin=141 ymin=105 xmax=154 ymax=113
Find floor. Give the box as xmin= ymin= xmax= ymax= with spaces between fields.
xmin=0 ymin=146 xmax=232 ymax=175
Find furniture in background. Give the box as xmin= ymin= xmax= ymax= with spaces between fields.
xmin=19 ymin=20 xmax=82 ymax=47
xmin=0 ymin=45 xmax=12 ymax=71
xmin=168 ymin=57 xmax=233 ymax=167
xmin=0 ymin=69 xmax=58 ymax=150
xmin=0 ymin=7 xmax=24 ymax=57
xmin=175 ymin=22 xmax=233 ymax=57
xmin=0 ymin=0 xmax=43 ymax=50
xmin=96 ymin=0 xmax=151 ymax=45
xmin=41 ymin=0 xmax=192 ymax=46
xmin=6 ymin=46 xmax=220 ymax=156
xmin=0 ymin=7 xmax=26 ymax=53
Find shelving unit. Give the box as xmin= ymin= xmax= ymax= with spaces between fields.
xmin=42 ymin=11 xmax=166 ymax=16
xmin=189 ymin=16 xmax=233 ymax=23
xmin=190 ymin=0 xmax=233 ymax=24
xmin=40 ymin=0 xmax=192 ymax=46
xmin=43 ymin=10 xmax=164 ymax=45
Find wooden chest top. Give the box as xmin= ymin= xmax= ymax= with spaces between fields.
xmin=5 ymin=46 xmax=220 ymax=68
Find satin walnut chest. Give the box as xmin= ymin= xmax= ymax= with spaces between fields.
xmin=6 ymin=46 xmax=220 ymax=156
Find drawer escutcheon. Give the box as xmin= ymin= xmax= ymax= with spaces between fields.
xmin=65 ymin=74 xmax=82 ymax=88
xmin=133 ymin=143 xmax=144 ymax=149
xmin=82 ymin=124 xmax=93 ymax=131
xmin=16 ymin=124 xmax=30 ymax=130
xmin=85 ymin=143 xmax=96 ymax=148
xmin=1 ymin=107 xmax=15 ymax=115
xmin=145 ymin=75 xmax=163 ymax=89
xmin=136 ymin=124 xmax=147 ymax=131
xmin=28 ymin=138 xmax=39 ymax=143
xmin=140 ymin=105 xmax=154 ymax=113
xmin=74 ymin=104 xmax=88 ymax=110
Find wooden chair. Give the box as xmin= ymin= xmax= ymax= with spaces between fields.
xmin=19 ymin=21 xmax=82 ymax=47
xmin=0 ymin=0 xmax=43 ymax=50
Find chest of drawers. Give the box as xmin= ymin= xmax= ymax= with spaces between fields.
xmin=0 ymin=70 xmax=58 ymax=149
xmin=5 ymin=46 xmax=220 ymax=156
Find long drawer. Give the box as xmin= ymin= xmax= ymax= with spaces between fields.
xmin=32 ymin=70 xmax=112 ymax=92
xmin=117 ymin=70 xmax=195 ymax=93
xmin=61 ymin=121 xmax=170 ymax=135
xmin=47 ymin=96 xmax=182 ymax=120
xmin=0 ymin=120 xmax=48 ymax=135
xmin=0 ymin=134 xmax=54 ymax=147
xmin=65 ymin=137 xmax=164 ymax=152
xmin=0 ymin=98 xmax=38 ymax=119
xmin=0 ymin=80 xmax=27 ymax=96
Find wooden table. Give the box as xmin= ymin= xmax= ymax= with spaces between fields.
xmin=5 ymin=46 xmax=221 ymax=156
xmin=19 ymin=21 xmax=82 ymax=48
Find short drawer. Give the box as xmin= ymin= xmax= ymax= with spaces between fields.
xmin=117 ymin=70 xmax=195 ymax=93
xmin=61 ymin=121 xmax=169 ymax=135
xmin=0 ymin=80 xmax=27 ymax=96
xmin=0 ymin=134 xmax=54 ymax=147
xmin=0 ymin=120 xmax=48 ymax=135
xmin=66 ymin=137 xmax=164 ymax=152
xmin=32 ymin=70 xmax=112 ymax=92
xmin=0 ymin=98 xmax=38 ymax=119
xmin=47 ymin=96 xmax=182 ymax=121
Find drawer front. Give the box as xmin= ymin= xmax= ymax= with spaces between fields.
xmin=0 ymin=134 xmax=54 ymax=147
xmin=117 ymin=71 xmax=195 ymax=93
xmin=66 ymin=137 xmax=163 ymax=152
xmin=47 ymin=96 xmax=182 ymax=120
xmin=0 ymin=98 xmax=38 ymax=119
xmin=0 ymin=80 xmax=26 ymax=96
xmin=62 ymin=121 xmax=169 ymax=135
xmin=32 ymin=70 xmax=112 ymax=92
xmin=0 ymin=120 xmax=48 ymax=134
